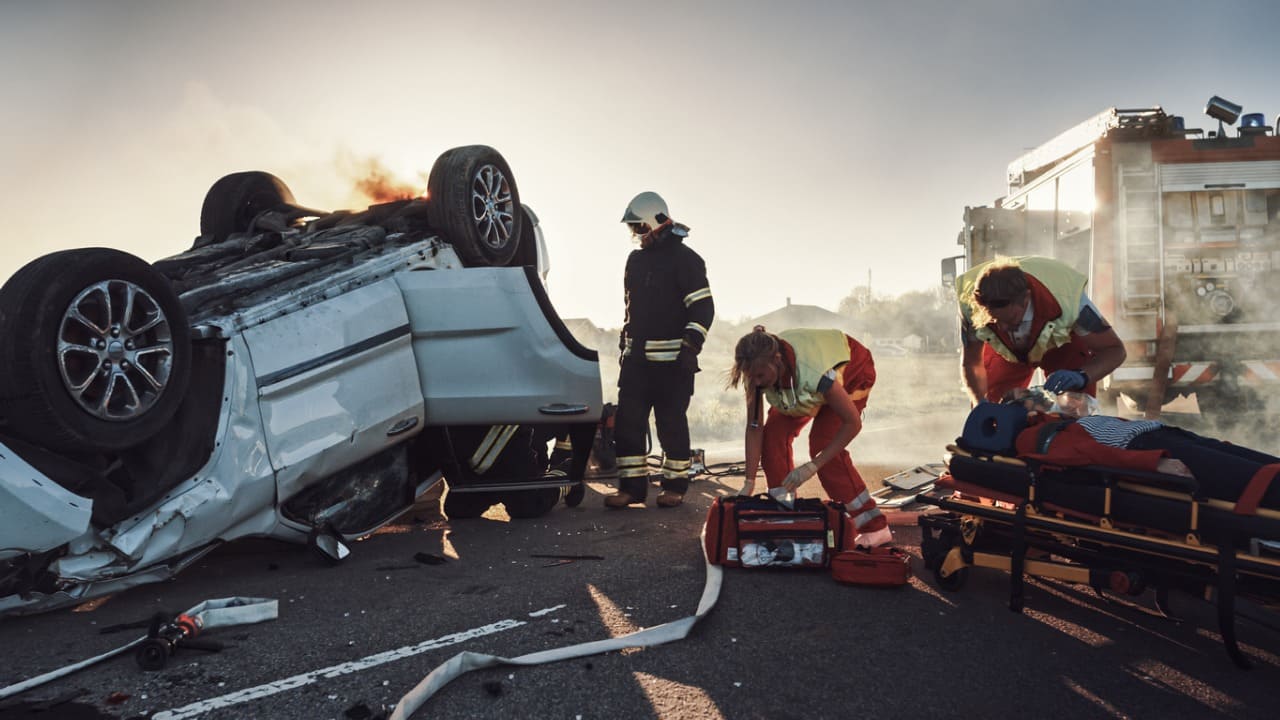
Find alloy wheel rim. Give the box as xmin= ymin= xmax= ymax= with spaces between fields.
xmin=57 ymin=279 xmax=174 ymax=421
xmin=469 ymin=164 xmax=515 ymax=252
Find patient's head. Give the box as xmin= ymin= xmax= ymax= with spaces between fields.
xmin=1052 ymin=391 xmax=1099 ymax=418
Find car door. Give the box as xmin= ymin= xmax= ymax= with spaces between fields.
xmin=241 ymin=277 xmax=425 ymax=502
xmin=395 ymin=266 xmax=602 ymax=425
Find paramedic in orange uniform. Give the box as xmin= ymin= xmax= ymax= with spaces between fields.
xmin=729 ymin=326 xmax=891 ymax=547
xmin=957 ymin=256 xmax=1126 ymax=405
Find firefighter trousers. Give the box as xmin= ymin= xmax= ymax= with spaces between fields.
xmin=614 ymin=358 xmax=694 ymax=499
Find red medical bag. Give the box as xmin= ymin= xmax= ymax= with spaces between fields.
xmin=830 ymin=546 xmax=912 ymax=587
xmin=703 ymin=495 xmax=852 ymax=568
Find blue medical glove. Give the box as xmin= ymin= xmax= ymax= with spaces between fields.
xmin=1044 ymin=369 xmax=1088 ymax=393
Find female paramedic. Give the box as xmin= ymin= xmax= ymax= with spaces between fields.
xmin=729 ymin=326 xmax=892 ymax=547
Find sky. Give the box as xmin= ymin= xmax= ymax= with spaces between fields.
xmin=2 ymin=0 xmax=1278 ymax=328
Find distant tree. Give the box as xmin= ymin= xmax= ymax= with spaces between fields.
xmin=836 ymin=285 xmax=958 ymax=352
xmin=837 ymin=285 xmax=873 ymax=316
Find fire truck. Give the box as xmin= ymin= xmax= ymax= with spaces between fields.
xmin=944 ymin=97 xmax=1280 ymax=421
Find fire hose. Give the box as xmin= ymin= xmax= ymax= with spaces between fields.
xmin=389 ymin=531 xmax=722 ymax=719
xmin=0 ymin=596 xmax=278 ymax=701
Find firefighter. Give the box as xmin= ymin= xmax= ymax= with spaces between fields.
xmin=729 ymin=326 xmax=892 ymax=547
xmin=957 ymin=256 xmax=1127 ymax=405
xmin=605 ymin=192 xmax=713 ymax=509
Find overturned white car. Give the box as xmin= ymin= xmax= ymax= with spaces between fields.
xmin=0 ymin=145 xmax=603 ymax=615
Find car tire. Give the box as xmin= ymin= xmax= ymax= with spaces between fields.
xmin=513 ymin=205 xmax=542 ymax=270
xmin=426 ymin=146 xmax=522 ymax=266
xmin=198 ymin=171 xmax=297 ymax=247
xmin=564 ymin=480 xmax=586 ymax=508
xmin=0 ymin=248 xmax=192 ymax=453
xmin=443 ymin=489 xmax=495 ymax=520
xmin=502 ymin=487 xmax=562 ymax=519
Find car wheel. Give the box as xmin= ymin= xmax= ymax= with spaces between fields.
xmin=564 ymin=481 xmax=586 ymax=508
xmin=503 ymin=487 xmax=562 ymax=519
xmin=513 ymin=205 xmax=543 ymax=270
xmin=426 ymin=146 xmax=522 ymax=267
xmin=198 ymin=171 xmax=297 ymax=247
xmin=0 ymin=248 xmax=192 ymax=453
xmin=444 ymin=489 xmax=495 ymax=520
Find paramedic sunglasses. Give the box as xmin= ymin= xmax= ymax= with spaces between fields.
xmin=978 ymin=296 xmax=1015 ymax=310
xmin=627 ymin=222 xmax=647 ymax=236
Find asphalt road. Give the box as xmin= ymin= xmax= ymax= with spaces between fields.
xmin=2 ymin=437 xmax=1278 ymax=720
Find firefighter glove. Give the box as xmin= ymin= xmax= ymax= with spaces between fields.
xmin=677 ymin=345 xmax=699 ymax=375
xmin=1044 ymin=369 xmax=1088 ymax=393
xmin=782 ymin=461 xmax=818 ymax=492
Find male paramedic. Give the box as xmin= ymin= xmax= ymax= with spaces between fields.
xmin=957 ymin=256 xmax=1126 ymax=405
xmin=605 ymin=192 xmax=714 ymax=509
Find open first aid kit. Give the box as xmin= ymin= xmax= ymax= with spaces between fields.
xmin=704 ymin=494 xmax=852 ymax=568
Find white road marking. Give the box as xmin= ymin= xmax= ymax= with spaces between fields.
xmin=528 ymin=604 xmax=565 ymax=617
xmin=153 ymin=606 xmax=565 ymax=719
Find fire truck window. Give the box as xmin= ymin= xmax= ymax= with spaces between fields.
xmin=1056 ymin=162 xmax=1094 ymax=213
xmin=1049 ymin=170 xmax=1086 ymax=271
xmin=1026 ymin=182 xmax=1055 ymax=212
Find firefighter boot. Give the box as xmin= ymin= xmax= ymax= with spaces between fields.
xmin=606 ymin=456 xmax=649 ymax=509
xmin=656 ymin=456 xmax=691 ymax=508
xmin=604 ymin=491 xmax=644 ymax=509
xmin=656 ymin=491 xmax=684 ymax=508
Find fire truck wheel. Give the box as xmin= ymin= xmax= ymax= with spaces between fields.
xmin=427 ymin=146 xmax=522 ymax=267
xmin=198 ymin=171 xmax=297 ymax=247
xmin=0 ymin=249 xmax=192 ymax=453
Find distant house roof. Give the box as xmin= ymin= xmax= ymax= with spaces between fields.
xmin=751 ymin=298 xmax=856 ymax=335
xmin=562 ymin=318 xmax=608 ymax=345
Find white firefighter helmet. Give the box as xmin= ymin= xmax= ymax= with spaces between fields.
xmin=621 ymin=191 xmax=669 ymax=230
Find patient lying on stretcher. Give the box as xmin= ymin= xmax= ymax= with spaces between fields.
xmin=1001 ymin=388 xmax=1280 ymax=509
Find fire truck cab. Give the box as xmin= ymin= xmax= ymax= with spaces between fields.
xmin=945 ymin=97 xmax=1280 ymax=422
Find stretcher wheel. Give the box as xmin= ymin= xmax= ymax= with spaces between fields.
xmin=934 ymin=566 xmax=969 ymax=592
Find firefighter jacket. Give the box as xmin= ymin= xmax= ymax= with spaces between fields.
xmin=764 ymin=328 xmax=866 ymax=418
xmin=620 ymin=222 xmax=714 ymax=364
xmin=957 ymin=256 xmax=1088 ymax=364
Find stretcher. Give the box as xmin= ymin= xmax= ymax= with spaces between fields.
xmin=915 ymin=442 xmax=1280 ymax=668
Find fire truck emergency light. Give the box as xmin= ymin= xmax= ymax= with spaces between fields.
xmin=1239 ymin=112 xmax=1273 ymax=137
